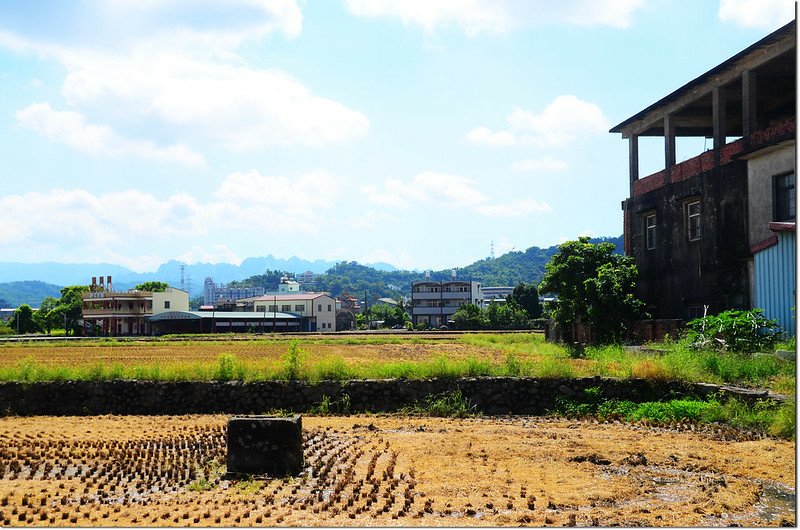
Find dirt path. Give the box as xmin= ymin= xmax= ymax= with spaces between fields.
xmin=0 ymin=415 xmax=794 ymax=526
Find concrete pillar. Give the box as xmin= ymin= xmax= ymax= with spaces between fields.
xmin=664 ymin=114 xmax=676 ymax=169
xmin=629 ymin=135 xmax=639 ymax=194
xmin=742 ymin=69 xmax=757 ymax=139
xmin=713 ymin=87 xmax=726 ymax=165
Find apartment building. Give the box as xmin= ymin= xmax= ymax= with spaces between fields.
xmin=411 ymin=280 xmax=482 ymax=328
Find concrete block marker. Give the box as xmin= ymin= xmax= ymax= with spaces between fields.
xmin=226 ymin=415 xmax=304 ymax=477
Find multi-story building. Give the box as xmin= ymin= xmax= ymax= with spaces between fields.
xmin=203 ymin=277 xmax=266 ymax=306
xmin=411 ymin=280 xmax=482 ymax=328
xmin=481 ymin=286 xmax=514 ymax=306
xmin=82 ymin=276 xmax=189 ymax=336
xmin=611 ymin=21 xmax=795 ymax=334
xmin=247 ymin=293 xmax=337 ymax=332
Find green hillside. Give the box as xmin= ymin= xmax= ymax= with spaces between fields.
xmin=0 ymin=281 xmax=64 ymax=308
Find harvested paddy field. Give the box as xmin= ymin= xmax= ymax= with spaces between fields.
xmin=0 ymin=337 xmax=505 ymax=368
xmin=0 ymin=414 xmax=794 ymax=527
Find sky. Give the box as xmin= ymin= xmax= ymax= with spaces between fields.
xmin=0 ymin=0 xmax=795 ymax=273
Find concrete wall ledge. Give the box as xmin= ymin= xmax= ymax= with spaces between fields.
xmin=0 ymin=377 xmax=787 ymax=417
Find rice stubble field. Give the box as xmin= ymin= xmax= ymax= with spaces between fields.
xmin=0 ymin=414 xmax=794 ymax=527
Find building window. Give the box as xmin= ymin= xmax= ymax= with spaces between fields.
xmin=774 ymin=172 xmax=795 ymax=221
xmin=164 ymin=301 xmax=170 ymax=309
xmin=294 ymin=304 xmax=304 ymax=311
xmin=645 ymin=213 xmax=656 ymax=250
xmin=281 ymin=304 xmax=291 ymax=312
xmin=256 ymin=305 xmax=266 ymax=313
xmin=327 ymin=304 xmax=332 ymax=311
xmin=268 ymin=305 xmax=277 ymax=312
xmin=685 ymin=200 xmax=701 ymax=241
xmin=318 ymin=304 xmax=322 ymax=311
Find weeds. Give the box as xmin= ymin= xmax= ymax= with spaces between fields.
xmin=403 ymin=389 xmax=475 ymax=418
xmin=554 ymin=389 xmax=795 ymax=439
xmin=280 ymin=340 xmax=306 ymax=380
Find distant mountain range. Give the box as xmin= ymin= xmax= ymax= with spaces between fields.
xmin=0 ymin=236 xmax=622 ymax=307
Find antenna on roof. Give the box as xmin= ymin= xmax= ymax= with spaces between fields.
xmin=490 ymin=240 xmax=495 ymax=260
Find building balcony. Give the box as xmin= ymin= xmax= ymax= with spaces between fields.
xmin=411 ymin=307 xmax=459 ymax=316
xmin=632 ymin=117 xmax=796 ymax=198
xmin=83 ymin=308 xmax=151 ymax=317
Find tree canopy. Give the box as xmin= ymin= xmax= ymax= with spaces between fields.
xmin=540 ymin=237 xmax=645 ymax=344
xmin=134 ymin=281 xmax=169 ymax=292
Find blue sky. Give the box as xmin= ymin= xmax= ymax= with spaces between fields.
xmin=0 ymin=0 xmax=794 ymax=272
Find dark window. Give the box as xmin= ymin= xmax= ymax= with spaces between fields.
xmin=645 ymin=213 xmax=656 ymax=250
xmin=774 ymin=172 xmax=795 ymax=221
xmin=685 ymin=200 xmax=701 ymax=241
xmin=281 ymin=304 xmax=291 ymax=312
xmin=164 ymin=301 xmax=170 ymax=309
xmin=295 ymin=304 xmax=304 ymax=311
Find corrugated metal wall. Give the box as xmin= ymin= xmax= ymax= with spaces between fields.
xmin=754 ymin=231 xmax=796 ymax=337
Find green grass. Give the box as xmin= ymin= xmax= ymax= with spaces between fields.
xmin=555 ymin=387 xmax=795 ymax=439
xmin=0 ymin=334 xmax=793 ymax=395
xmin=402 ymin=389 xmax=475 ymax=417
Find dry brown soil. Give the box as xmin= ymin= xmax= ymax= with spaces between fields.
xmin=0 ymin=414 xmax=794 ymax=526
xmin=0 ymin=340 xmax=502 ymax=368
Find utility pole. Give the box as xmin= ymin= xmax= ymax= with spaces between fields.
xmin=364 ymin=290 xmax=369 ymax=330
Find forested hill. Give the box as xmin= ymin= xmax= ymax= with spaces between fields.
xmin=0 ymin=281 xmax=63 ymax=308
xmin=312 ymin=235 xmax=623 ymax=299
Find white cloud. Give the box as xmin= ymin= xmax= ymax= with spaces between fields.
xmin=507 ymin=96 xmax=610 ymax=147
xmin=364 ymin=172 xmax=488 ymax=209
xmin=466 ymin=126 xmax=517 ymax=147
xmin=475 ymin=199 xmax=553 ymax=216
xmin=718 ymin=0 xmax=795 ymax=29
xmin=58 ymin=51 xmax=369 ymax=149
xmin=469 ymin=95 xmax=610 ymax=149
xmin=511 ymin=157 xmax=568 ymax=172
xmin=176 ymin=245 xmax=244 ymax=266
xmin=15 ymin=102 xmax=207 ymax=167
xmin=363 ymin=171 xmax=551 ymax=218
xmin=358 ymin=249 xmax=416 ymax=269
xmin=0 ymin=1 xmax=368 ymax=160
xmin=344 ymin=0 xmax=645 ymax=35
xmin=0 ymin=170 xmax=343 ymax=267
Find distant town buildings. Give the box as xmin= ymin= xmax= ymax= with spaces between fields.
xmin=203 ymin=277 xmax=267 ymax=306
xmin=481 ymin=286 xmax=513 ymax=306
xmin=612 ymin=20 xmax=795 ymax=335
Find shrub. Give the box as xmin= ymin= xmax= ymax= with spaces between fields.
xmin=214 ymin=353 xmax=244 ymax=381
xmin=686 ymin=309 xmax=781 ymax=353
xmin=281 ymin=340 xmax=306 ymax=380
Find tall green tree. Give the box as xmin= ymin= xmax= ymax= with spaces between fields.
xmin=134 ymin=281 xmax=169 ymax=292
xmin=54 ymin=285 xmax=89 ymax=336
xmin=33 ymin=296 xmax=60 ymax=334
xmin=539 ymin=237 xmax=645 ymax=344
xmin=508 ymin=283 xmax=542 ymax=319
xmin=452 ymin=303 xmax=486 ymax=330
xmin=12 ymin=304 xmax=39 ymax=334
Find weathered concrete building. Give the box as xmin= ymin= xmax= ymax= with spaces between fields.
xmin=611 ymin=21 xmax=795 ymax=329
xmin=82 ymin=276 xmax=189 ymax=336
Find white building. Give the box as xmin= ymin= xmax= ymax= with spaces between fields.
xmin=411 ymin=280 xmax=482 ymax=328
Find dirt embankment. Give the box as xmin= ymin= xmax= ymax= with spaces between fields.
xmin=0 ymin=414 xmax=794 ymax=527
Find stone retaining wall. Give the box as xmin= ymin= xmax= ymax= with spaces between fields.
xmin=0 ymin=377 xmax=780 ymax=416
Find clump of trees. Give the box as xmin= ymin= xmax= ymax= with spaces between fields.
xmin=450 ymin=282 xmax=543 ymax=330
xmin=1 ymin=285 xmax=89 ymax=336
xmin=539 ymin=237 xmax=645 ymax=345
